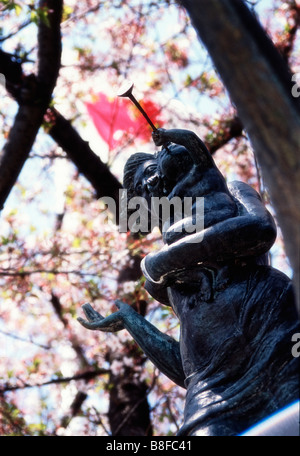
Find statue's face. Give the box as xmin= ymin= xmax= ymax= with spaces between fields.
xmin=133 ymin=159 xmax=163 ymax=201
xmin=131 ymin=145 xmax=193 ymax=202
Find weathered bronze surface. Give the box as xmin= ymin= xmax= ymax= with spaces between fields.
xmin=79 ymin=128 xmax=299 ymax=436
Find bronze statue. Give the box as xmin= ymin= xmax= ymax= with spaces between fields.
xmin=78 ymin=128 xmax=299 ymax=436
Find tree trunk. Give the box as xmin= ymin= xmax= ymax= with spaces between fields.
xmin=180 ymin=0 xmax=300 ymax=313
xmin=0 ymin=0 xmax=62 ymax=211
xmin=107 ymin=254 xmax=153 ymax=436
xmin=108 ymin=367 xmax=152 ymax=436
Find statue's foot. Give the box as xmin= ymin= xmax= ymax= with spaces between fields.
xmin=141 ymin=254 xmax=169 ymax=285
xmin=215 ymin=265 xmax=232 ymax=291
xmin=140 ymin=250 xmax=183 ymax=286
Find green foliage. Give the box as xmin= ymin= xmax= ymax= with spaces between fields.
xmin=0 ymin=0 xmax=22 ymax=15
xmin=0 ymin=400 xmax=28 ymax=435
xmin=29 ymin=5 xmax=50 ymax=27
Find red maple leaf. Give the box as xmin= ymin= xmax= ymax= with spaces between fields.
xmin=86 ymin=93 xmax=164 ymax=149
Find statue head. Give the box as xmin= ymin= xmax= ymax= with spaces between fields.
xmin=123 ymin=144 xmax=194 ymax=201
xmin=123 ymin=152 xmax=163 ymax=234
xmin=156 ymin=144 xmax=194 ymax=195
xmin=123 ymin=152 xmax=163 ymax=201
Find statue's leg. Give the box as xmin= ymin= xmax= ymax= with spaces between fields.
xmin=163 ymin=215 xmax=204 ymax=245
xmin=141 ymin=232 xmax=207 ymax=285
xmin=141 ymin=213 xmax=276 ymax=285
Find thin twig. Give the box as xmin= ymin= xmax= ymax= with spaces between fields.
xmin=0 ymin=328 xmax=50 ymax=350
xmin=0 ymin=368 xmax=110 ymax=393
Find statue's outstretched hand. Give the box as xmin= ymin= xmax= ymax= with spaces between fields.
xmin=152 ymin=128 xmax=167 ymax=147
xmin=77 ymin=301 xmax=126 ymax=332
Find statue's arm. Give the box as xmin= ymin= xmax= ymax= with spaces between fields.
xmin=141 ymin=181 xmax=277 ymax=284
xmin=152 ymin=128 xmax=212 ymax=166
xmin=78 ymin=301 xmax=185 ymax=388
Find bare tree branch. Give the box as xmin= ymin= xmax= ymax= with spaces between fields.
xmin=0 ymin=19 xmax=31 ymax=43
xmin=0 ymin=368 xmax=110 ymax=393
xmin=0 ymin=50 xmax=122 ymax=209
xmin=206 ymin=116 xmax=244 ymax=154
xmin=48 ymin=108 xmax=122 ymax=205
xmin=0 ymin=0 xmax=63 ymax=210
xmin=0 ymin=328 xmax=50 ymax=350
xmin=37 ymin=0 xmax=62 ymax=94
xmin=0 ymin=268 xmax=112 ymax=278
